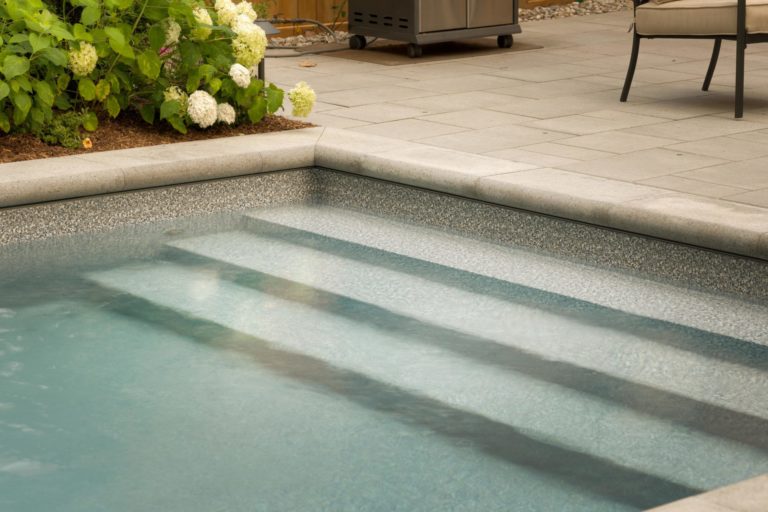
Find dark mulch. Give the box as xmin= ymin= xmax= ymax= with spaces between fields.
xmin=0 ymin=113 xmax=313 ymax=164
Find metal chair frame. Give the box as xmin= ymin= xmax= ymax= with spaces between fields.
xmin=621 ymin=0 xmax=768 ymax=118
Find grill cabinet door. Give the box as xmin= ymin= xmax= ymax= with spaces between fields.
xmin=419 ymin=0 xmax=467 ymax=32
xmin=467 ymin=0 xmax=515 ymax=27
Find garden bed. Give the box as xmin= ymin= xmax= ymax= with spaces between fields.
xmin=0 ymin=113 xmax=310 ymax=163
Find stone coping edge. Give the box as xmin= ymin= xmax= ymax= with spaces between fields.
xmin=645 ymin=473 xmax=767 ymax=512
xmin=1 ymin=126 xmax=767 ymax=261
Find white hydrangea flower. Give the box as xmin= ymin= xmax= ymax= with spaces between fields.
xmin=187 ymin=90 xmax=218 ymax=128
xmin=163 ymin=86 xmax=188 ymax=113
xmin=217 ymin=103 xmax=237 ymax=124
xmin=231 ymin=20 xmax=267 ymax=67
xmin=215 ymin=0 xmax=238 ymax=27
xmin=228 ymin=63 xmax=251 ymax=88
xmin=288 ymin=81 xmax=316 ymax=117
xmin=235 ymin=0 xmax=257 ymax=21
xmin=68 ymin=42 xmax=98 ymax=76
xmin=192 ymin=6 xmax=213 ymax=40
xmin=164 ymin=19 xmax=182 ymax=46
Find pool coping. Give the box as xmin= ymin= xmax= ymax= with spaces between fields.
xmin=1 ymin=126 xmax=767 ymax=261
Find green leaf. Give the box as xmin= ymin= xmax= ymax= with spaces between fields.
xmin=11 ymin=76 xmax=31 ymax=92
xmin=137 ymin=50 xmax=161 ymax=80
xmin=0 ymin=112 xmax=9 ymax=133
xmin=48 ymin=25 xmax=74 ymax=41
xmin=247 ymin=97 xmax=267 ymax=123
xmin=39 ymin=47 xmax=68 ymax=67
xmin=54 ymin=94 xmax=72 ymax=109
xmin=186 ymin=69 xmax=200 ymax=94
xmin=10 ymin=90 xmax=32 ymax=123
xmin=0 ymin=81 xmax=9 ymax=101
xmin=8 ymin=34 xmax=29 ymax=44
xmin=73 ymin=24 xmax=93 ymax=42
xmin=107 ymin=73 xmax=120 ymax=94
xmin=105 ymin=0 xmax=133 ymax=10
xmin=94 ymin=79 xmax=110 ymax=101
xmin=179 ymin=41 xmax=201 ymax=68
xmin=56 ymin=74 xmax=70 ymax=92
xmin=28 ymin=33 xmax=50 ymax=53
xmin=33 ymin=81 xmax=54 ymax=106
xmin=198 ymin=64 xmax=216 ymax=82
xmin=248 ymin=79 xmax=264 ymax=95
xmin=167 ymin=115 xmax=187 ymax=134
xmin=139 ymin=104 xmax=155 ymax=124
xmin=2 ymin=55 xmax=30 ymax=80
xmin=82 ymin=111 xmax=98 ymax=131
xmin=106 ymin=96 xmax=120 ymax=117
xmin=78 ymin=78 xmax=96 ymax=100
xmin=148 ymin=24 xmax=165 ymax=51
xmin=266 ymin=85 xmax=284 ymax=114
xmin=104 ymin=26 xmax=134 ymax=59
xmin=159 ymin=100 xmax=180 ymax=120
xmin=209 ymin=77 xmax=222 ymax=95
xmin=80 ymin=6 xmax=101 ymax=26
xmin=30 ymin=106 xmax=45 ymax=126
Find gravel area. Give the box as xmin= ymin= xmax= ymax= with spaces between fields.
xmin=268 ymin=0 xmax=631 ymax=48
xmin=520 ymin=0 xmax=630 ymax=21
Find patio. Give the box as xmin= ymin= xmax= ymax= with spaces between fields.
xmin=272 ymin=9 xmax=768 ymax=211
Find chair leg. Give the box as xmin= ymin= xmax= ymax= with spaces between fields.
xmin=736 ymin=38 xmax=746 ymax=118
xmin=702 ymin=38 xmax=722 ymax=91
xmin=621 ymin=33 xmax=641 ymax=102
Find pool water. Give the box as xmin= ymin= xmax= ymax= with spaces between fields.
xmin=1 ymin=205 xmax=767 ymax=512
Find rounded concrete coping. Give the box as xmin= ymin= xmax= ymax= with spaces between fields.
xmin=1 ymin=126 xmax=767 ymax=261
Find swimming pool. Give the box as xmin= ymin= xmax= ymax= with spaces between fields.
xmin=1 ymin=175 xmax=767 ymax=511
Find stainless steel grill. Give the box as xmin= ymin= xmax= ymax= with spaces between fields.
xmin=348 ymin=0 xmax=521 ymax=58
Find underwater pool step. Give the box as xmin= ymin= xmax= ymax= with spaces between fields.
xmin=243 ymin=205 xmax=768 ymax=347
xmin=165 ymin=230 xmax=768 ymax=426
xmin=88 ymin=262 xmax=768 ymax=492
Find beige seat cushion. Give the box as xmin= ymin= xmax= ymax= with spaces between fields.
xmin=636 ymin=0 xmax=768 ymax=35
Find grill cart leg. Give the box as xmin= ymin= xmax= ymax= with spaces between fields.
xmin=349 ymin=35 xmax=367 ymax=50
xmin=407 ymin=43 xmax=423 ymax=58
xmin=497 ymin=35 xmax=513 ymax=48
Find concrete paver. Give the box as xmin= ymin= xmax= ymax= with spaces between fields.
xmin=269 ymin=10 xmax=768 ymax=262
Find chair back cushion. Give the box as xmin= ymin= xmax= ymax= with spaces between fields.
xmin=636 ymin=0 xmax=768 ymax=35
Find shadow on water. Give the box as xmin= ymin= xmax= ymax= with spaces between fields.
xmin=91 ymin=287 xmax=701 ymax=511
xmin=242 ymin=217 xmax=768 ymax=372
xmin=163 ymin=249 xmax=768 ymax=454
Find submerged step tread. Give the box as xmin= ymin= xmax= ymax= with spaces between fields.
xmin=244 ymin=205 xmax=768 ymax=346
xmin=167 ymin=230 xmax=768 ymax=421
xmin=88 ymin=262 xmax=768 ymax=490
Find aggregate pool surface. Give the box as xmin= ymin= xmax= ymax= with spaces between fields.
xmin=1 ymin=205 xmax=767 ymax=512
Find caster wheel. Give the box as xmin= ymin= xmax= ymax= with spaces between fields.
xmin=349 ymin=35 xmax=367 ymax=50
xmin=497 ymin=35 xmax=513 ymax=48
xmin=406 ymin=43 xmax=423 ymax=58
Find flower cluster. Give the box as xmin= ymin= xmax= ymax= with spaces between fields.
xmin=217 ymin=103 xmax=236 ymax=124
xmin=288 ymin=81 xmax=316 ymax=117
xmin=163 ymin=86 xmax=189 ymax=113
xmin=68 ymin=42 xmax=98 ymax=76
xmin=214 ymin=0 xmax=237 ymax=27
xmin=231 ymin=18 xmax=267 ymax=68
xmin=235 ymin=0 xmax=258 ymax=22
xmin=228 ymin=63 xmax=251 ymax=88
xmin=191 ymin=7 xmax=213 ymax=40
xmin=187 ymin=90 xmax=218 ymax=128
xmin=164 ymin=19 xmax=182 ymax=46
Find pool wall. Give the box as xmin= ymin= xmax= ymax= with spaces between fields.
xmin=1 ymin=128 xmax=767 ymax=511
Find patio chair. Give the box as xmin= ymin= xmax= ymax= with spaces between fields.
xmin=620 ymin=0 xmax=768 ymax=118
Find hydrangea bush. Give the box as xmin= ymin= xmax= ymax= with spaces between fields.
xmin=0 ymin=0 xmax=315 ymax=147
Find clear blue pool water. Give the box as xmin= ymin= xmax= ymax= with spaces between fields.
xmin=1 ymin=205 xmax=767 ymax=512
